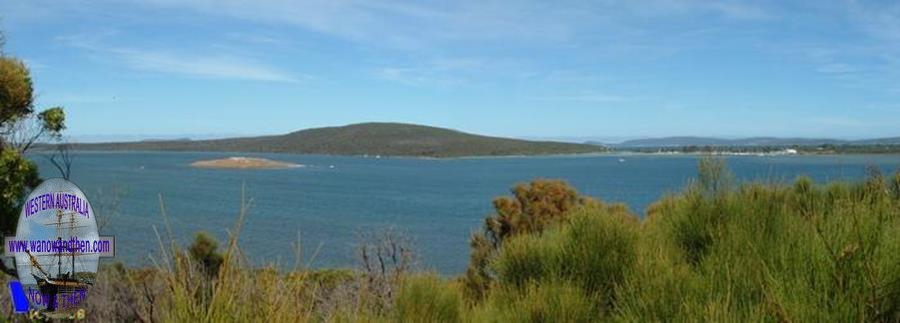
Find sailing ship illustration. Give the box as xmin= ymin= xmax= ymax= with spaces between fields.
xmin=23 ymin=209 xmax=95 ymax=311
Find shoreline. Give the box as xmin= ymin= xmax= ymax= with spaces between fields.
xmin=27 ymin=149 xmax=900 ymax=161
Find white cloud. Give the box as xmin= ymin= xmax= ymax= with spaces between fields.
xmin=50 ymin=94 xmax=120 ymax=104
xmin=375 ymin=57 xmax=489 ymax=87
xmin=846 ymin=1 xmax=900 ymax=43
xmin=616 ymin=0 xmax=772 ymax=20
xmin=860 ymin=104 xmax=900 ymax=113
xmin=376 ymin=67 xmax=462 ymax=87
xmin=22 ymin=59 xmax=48 ymax=70
xmin=706 ymin=2 xmax=772 ymax=20
xmin=793 ymin=2 xmax=900 ymax=93
xmin=530 ymin=92 xmax=634 ymax=103
xmin=133 ymin=0 xmax=771 ymax=50
xmin=112 ymin=49 xmax=301 ymax=83
xmin=224 ymin=32 xmax=283 ymax=45
xmin=139 ymin=0 xmax=577 ymax=47
xmin=57 ymin=32 xmax=303 ymax=83
xmin=815 ymin=63 xmax=859 ymax=74
xmin=12 ymin=0 xmax=780 ymax=89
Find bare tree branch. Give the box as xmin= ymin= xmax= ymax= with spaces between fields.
xmin=2 ymin=115 xmax=47 ymax=154
xmin=93 ymin=185 xmax=126 ymax=232
xmin=46 ymin=141 xmax=75 ymax=179
xmin=355 ymin=227 xmax=416 ymax=313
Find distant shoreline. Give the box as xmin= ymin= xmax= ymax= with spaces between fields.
xmin=26 ymin=149 xmax=900 ymax=161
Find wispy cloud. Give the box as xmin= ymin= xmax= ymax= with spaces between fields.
xmin=540 ymin=70 xmax=610 ymax=84
xmin=125 ymin=0 xmax=777 ymax=93
xmin=815 ymin=62 xmax=859 ymax=74
xmin=58 ymin=32 xmax=303 ymax=83
xmin=140 ymin=0 xmax=576 ymax=47
xmin=375 ymin=57 xmax=488 ymax=87
xmin=50 ymin=94 xmax=121 ymax=104
xmin=787 ymin=2 xmax=900 ymax=93
xmin=619 ymin=0 xmax=772 ymax=20
xmin=846 ymin=1 xmax=900 ymax=44
xmin=860 ymin=103 xmax=900 ymax=113
xmin=137 ymin=0 xmax=771 ymax=50
xmin=796 ymin=43 xmax=896 ymax=92
xmin=376 ymin=67 xmax=466 ymax=87
xmin=22 ymin=59 xmax=48 ymax=70
xmin=224 ymin=32 xmax=284 ymax=45
xmin=530 ymin=92 xmax=634 ymax=103
xmin=14 ymin=0 xmax=778 ymax=88
xmin=705 ymin=2 xmax=772 ymax=20
xmin=112 ymin=49 xmax=302 ymax=83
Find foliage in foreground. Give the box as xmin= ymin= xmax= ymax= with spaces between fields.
xmin=468 ymin=160 xmax=900 ymax=322
xmin=0 ymin=35 xmax=67 ymax=277
xmin=2 ymin=159 xmax=898 ymax=322
xmin=464 ymin=179 xmax=600 ymax=301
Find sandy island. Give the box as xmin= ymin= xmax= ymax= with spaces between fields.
xmin=190 ymin=157 xmax=303 ymax=169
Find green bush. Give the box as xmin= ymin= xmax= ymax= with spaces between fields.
xmin=490 ymin=204 xmax=638 ymax=314
xmin=393 ymin=275 xmax=462 ymax=323
xmin=0 ymin=50 xmax=66 ymax=277
xmin=18 ymin=161 xmax=899 ymax=322
xmin=471 ymin=281 xmax=597 ymax=323
xmin=188 ymin=231 xmax=225 ymax=276
xmin=480 ymin=161 xmax=900 ymax=322
xmin=617 ymin=166 xmax=900 ymax=322
xmin=464 ymin=179 xmax=596 ymax=301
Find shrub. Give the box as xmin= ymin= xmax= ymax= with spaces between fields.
xmin=188 ymin=231 xmax=224 ymax=277
xmin=890 ymin=171 xmax=900 ymax=200
xmin=472 ymin=281 xmax=597 ymax=323
xmin=8 ymin=160 xmax=898 ymax=322
xmin=393 ymin=275 xmax=462 ymax=323
xmin=491 ymin=205 xmax=638 ymax=313
xmin=464 ymin=180 xmax=596 ymax=301
xmin=625 ymin=163 xmax=900 ymax=321
xmin=697 ymin=156 xmax=733 ymax=196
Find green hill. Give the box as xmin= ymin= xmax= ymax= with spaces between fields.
xmin=67 ymin=123 xmax=606 ymax=157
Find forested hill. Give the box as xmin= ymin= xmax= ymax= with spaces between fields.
xmin=64 ymin=123 xmax=606 ymax=157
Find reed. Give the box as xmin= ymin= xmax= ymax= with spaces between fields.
xmin=6 ymin=158 xmax=897 ymax=322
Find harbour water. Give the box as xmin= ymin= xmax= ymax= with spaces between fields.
xmin=29 ymin=152 xmax=900 ymax=274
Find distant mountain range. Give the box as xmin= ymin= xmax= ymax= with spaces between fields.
xmin=597 ymin=136 xmax=900 ymax=148
xmin=63 ymin=123 xmax=606 ymax=157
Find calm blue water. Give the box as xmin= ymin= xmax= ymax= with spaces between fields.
xmin=28 ymin=152 xmax=900 ymax=274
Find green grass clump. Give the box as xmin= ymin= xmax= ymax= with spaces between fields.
xmin=490 ymin=205 xmax=638 ymax=313
xmin=616 ymin=159 xmax=900 ymax=322
xmin=7 ymin=158 xmax=897 ymax=322
xmin=392 ymin=275 xmax=462 ymax=323
xmin=470 ymin=280 xmax=596 ymax=323
xmin=466 ymin=158 xmax=900 ymax=322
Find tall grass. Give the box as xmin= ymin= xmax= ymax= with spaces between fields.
xmin=5 ymin=158 xmax=897 ymax=322
xmin=80 ymin=188 xmax=377 ymax=322
xmin=471 ymin=158 xmax=899 ymax=322
xmin=619 ymin=160 xmax=900 ymax=322
xmin=469 ymin=280 xmax=595 ymax=323
xmin=391 ymin=275 xmax=462 ymax=323
xmin=489 ymin=204 xmax=637 ymax=316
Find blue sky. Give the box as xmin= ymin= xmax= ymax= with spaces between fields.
xmin=1 ymin=1 xmax=899 ymax=142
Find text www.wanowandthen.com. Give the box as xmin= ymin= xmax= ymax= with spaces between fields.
xmin=7 ymin=237 xmax=112 ymax=255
